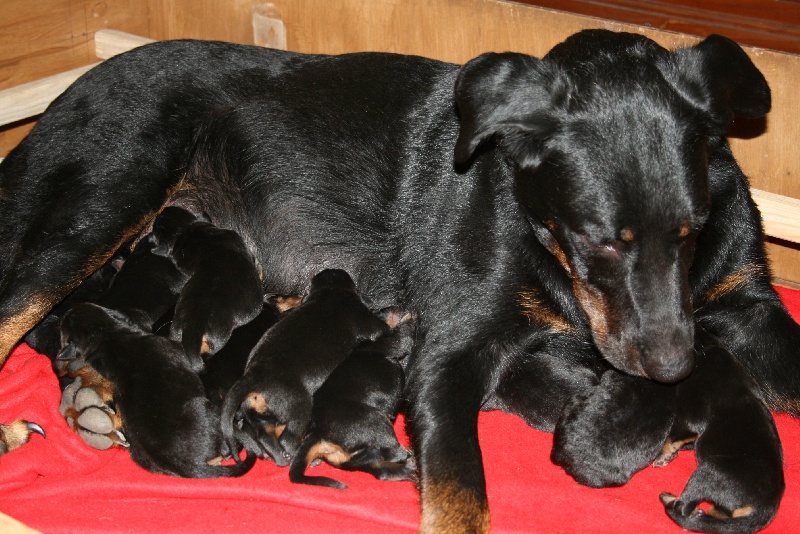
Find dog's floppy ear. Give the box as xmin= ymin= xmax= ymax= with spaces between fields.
xmin=672 ymin=34 xmax=770 ymax=123
xmin=454 ymin=52 xmax=564 ymax=169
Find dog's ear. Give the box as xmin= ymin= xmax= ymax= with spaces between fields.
xmin=454 ymin=52 xmax=564 ymax=169
xmin=672 ymin=34 xmax=770 ymax=123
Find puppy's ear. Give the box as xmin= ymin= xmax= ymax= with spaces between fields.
xmin=672 ymin=34 xmax=770 ymax=123
xmin=454 ymin=52 xmax=564 ymax=169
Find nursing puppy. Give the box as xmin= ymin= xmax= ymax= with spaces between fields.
xmin=658 ymin=329 xmax=784 ymax=533
xmin=289 ymin=316 xmax=415 ymax=489
xmin=221 ymin=269 xmax=389 ymax=466
xmin=152 ymin=206 xmax=264 ymax=372
xmin=59 ymin=303 xmax=256 ymax=477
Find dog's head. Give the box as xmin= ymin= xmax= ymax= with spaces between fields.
xmin=58 ymin=303 xmax=129 ymax=361
xmin=454 ymin=31 xmax=770 ymax=382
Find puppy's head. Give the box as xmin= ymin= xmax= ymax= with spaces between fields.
xmin=454 ymin=31 xmax=770 ymax=382
xmin=307 ymin=268 xmax=357 ymax=296
xmin=149 ymin=206 xmax=201 ymax=255
xmin=58 ymin=303 xmax=126 ymax=360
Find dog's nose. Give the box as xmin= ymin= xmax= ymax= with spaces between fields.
xmin=639 ymin=328 xmax=695 ymax=383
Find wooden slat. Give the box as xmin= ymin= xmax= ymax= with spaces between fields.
xmin=93 ymin=29 xmax=155 ymax=60
xmin=0 ymin=63 xmax=99 ymax=127
xmin=752 ymin=188 xmax=800 ymax=244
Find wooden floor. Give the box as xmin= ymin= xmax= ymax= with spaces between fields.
xmin=519 ymin=0 xmax=800 ymax=54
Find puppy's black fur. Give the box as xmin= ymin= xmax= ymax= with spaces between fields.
xmin=289 ymin=318 xmax=415 ymax=489
xmin=2 ymin=30 xmax=799 ymax=531
xmin=58 ymin=303 xmax=256 ymax=478
xmin=221 ymin=269 xmax=389 ymax=466
xmin=202 ymin=302 xmax=283 ymax=406
xmin=153 ymin=206 xmax=264 ymax=372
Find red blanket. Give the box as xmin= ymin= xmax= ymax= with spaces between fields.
xmin=1 ymin=287 xmax=799 ymax=533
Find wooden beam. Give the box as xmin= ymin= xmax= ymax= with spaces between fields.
xmin=0 ymin=64 xmax=100 ymax=127
xmin=94 ymin=29 xmax=155 ymax=60
xmin=752 ymin=188 xmax=800 ymax=244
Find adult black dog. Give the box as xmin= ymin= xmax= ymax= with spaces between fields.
xmin=1 ymin=29 xmax=799 ymax=532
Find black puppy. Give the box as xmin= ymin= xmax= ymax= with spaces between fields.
xmin=152 ymin=206 xmax=264 ymax=372
xmin=59 ymin=303 xmax=256 ymax=478
xmin=289 ymin=314 xmax=415 ymax=489
xmin=4 ymin=30 xmax=800 ymax=532
xmin=658 ymin=329 xmax=784 ymax=533
xmin=221 ymin=269 xmax=389 ymax=466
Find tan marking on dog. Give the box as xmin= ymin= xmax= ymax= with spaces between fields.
xmin=516 ymin=288 xmax=574 ymax=334
xmin=206 ymin=456 xmax=223 ymax=466
xmin=572 ymin=280 xmax=612 ymax=346
xmin=0 ymin=300 xmax=51 ymax=366
xmin=72 ymin=366 xmax=116 ymax=404
xmin=420 ymin=478 xmax=490 ymax=534
xmin=679 ymin=224 xmax=691 ymax=238
xmin=732 ymin=506 xmax=754 ymax=518
xmin=620 ymin=227 xmax=635 ymax=242
xmin=272 ymin=295 xmax=303 ymax=313
xmin=246 ymin=392 xmax=269 ymax=414
xmin=200 ymin=336 xmax=210 ymax=354
xmin=706 ymin=505 xmax=729 ymax=520
xmin=654 ymin=435 xmax=698 ymax=467
xmin=0 ymin=421 xmax=38 ymax=451
xmin=702 ymin=264 xmax=764 ymax=303
xmin=306 ymin=440 xmax=352 ymax=467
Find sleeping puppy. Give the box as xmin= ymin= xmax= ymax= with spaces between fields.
xmin=221 ymin=269 xmax=389 ymax=466
xmin=152 ymin=206 xmax=264 ymax=372
xmin=289 ymin=314 xmax=416 ymax=489
xmin=58 ymin=302 xmax=256 ymax=478
xmin=658 ymin=329 xmax=784 ymax=533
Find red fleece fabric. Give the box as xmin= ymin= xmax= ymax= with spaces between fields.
xmin=1 ymin=287 xmax=799 ymax=532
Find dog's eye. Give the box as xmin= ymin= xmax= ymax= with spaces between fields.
xmin=578 ymin=234 xmax=624 ymax=259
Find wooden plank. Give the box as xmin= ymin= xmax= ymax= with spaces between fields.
xmin=94 ymin=29 xmax=155 ymax=60
xmin=752 ymin=189 xmax=800 ymax=244
xmin=0 ymin=64 xmax=100 ymax=127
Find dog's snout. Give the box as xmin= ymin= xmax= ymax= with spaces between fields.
xmin=639 ymin=327 xmax=695 ymax=383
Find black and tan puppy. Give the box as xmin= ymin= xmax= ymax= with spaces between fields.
xmin=289 ymin=315 xmax=415 ymax=489
xmin=221 ymin=269 xmax=389 ymax=466
xmin=58 ymin=302 xmax=256 ymax=477
xmin=658 ymin=329 xmax=784 ymax=533
xmin=152 ymin=206 xmax=264 ymax=372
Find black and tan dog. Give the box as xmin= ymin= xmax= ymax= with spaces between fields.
xmin=289 ymin=314 xmax=415 ymax=489
xmin=2 ymin=29 xmax=800 ymax=531
xmin=150 ymin=206 xmax=264 ymax=372
xmin=221 ymin=269 xmax=389 ymax=466
xmin=59 ymin=303 xmax=256 ymax=477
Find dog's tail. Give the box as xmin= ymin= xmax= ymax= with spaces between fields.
xmin=288 ymin=433 xmax=347 ymax=490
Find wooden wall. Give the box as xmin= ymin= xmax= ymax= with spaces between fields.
xmin=2 ymin=0 xmax=799 ymax=283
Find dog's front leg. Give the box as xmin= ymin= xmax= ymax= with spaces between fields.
xmin=406 ymin=348 xmax=493 ymax=534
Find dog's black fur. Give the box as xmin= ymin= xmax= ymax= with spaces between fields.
xmin=2 ymin=30 xmax=800 ymax=531
xmin=150 ymin=206 xmax=264 ymax=372
xmin=289 ymin=317 xmax=415 ymax=489
xmin=58 ymin=303 xmax=256 ymax=478
xmin=221 ymin=268 xmax=389 ymax=466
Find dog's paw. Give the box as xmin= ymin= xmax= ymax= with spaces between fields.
xmin=0 ymin=420 xmax=45 ymax=455
xmin=57 ymin=359 xmax=128 ymax=450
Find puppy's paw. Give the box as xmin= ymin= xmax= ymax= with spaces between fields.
xmin=0 ymin=420 xmax=45 ymax=455
xmin=57 ymin=360 xmax=128 ymax=450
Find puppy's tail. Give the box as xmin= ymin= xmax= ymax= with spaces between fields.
xmin=220 ymin=378 xmax=251 ymax=463
xmin=288 ymin=433 xmax=347 ymax=490
xmin=184 ymin=448 xmax=258 ymax=479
